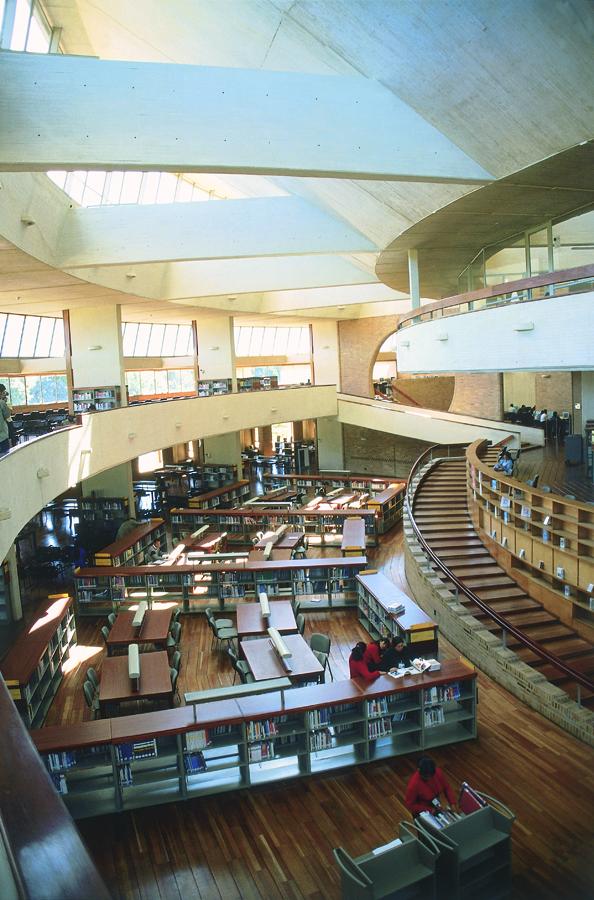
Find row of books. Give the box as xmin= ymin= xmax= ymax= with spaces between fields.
xmin=46 ymin=750 xmax=77 ymax=772
xmin=248 ymin=741 xmax=276 ymax=762
xmin=424 ymin=683 xmax=461 ymax=704
xmin=116 ymin=739 xmax=158 ymax=763
xmin=184 ymin=752 xmax=207 ymax=773
xmin=367 ymin=698 xmax=389 ymax=717
xmin=246 ymin=719 xmax=281 ymax=741
xmin=424 ymin=706 xmax=446 ymax=728
xmin=368 ymin=717 xmax=392 ymax=739
xmin=186 ymin=730 xmax=209 ymax=751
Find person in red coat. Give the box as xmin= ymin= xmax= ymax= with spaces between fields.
xmin=349 ymin=642 xmax=383 ymax=681
xmin=363 ymin=638 xmax=389 ymax=671
xmin=405 ymin=756 xmax=457 ymax=816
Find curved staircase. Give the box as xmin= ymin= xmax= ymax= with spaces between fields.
xmin=412 ymin=455 xmax=594 ymax=709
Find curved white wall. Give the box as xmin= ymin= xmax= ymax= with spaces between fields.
xmin=396 ymin=292 xmax=594 ymax=373
xmin=0 ymin=386 xmax=337 ymax=562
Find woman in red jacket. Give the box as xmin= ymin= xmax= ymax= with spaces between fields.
xmin=363 ymin=638 xmax=390 ymax=671
xmin=349 ymin=642 xmax=383 ymax=681
xmin=405 ymin=756 xmax=457 ymax=816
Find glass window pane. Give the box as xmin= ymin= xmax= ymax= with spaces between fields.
xmin=174 ymin=178 xmax=194 ymax=203
xmin=156 ymin=173 xmax=177 ymax=204
xmin=261 ymin=328 xmax=276 ymax=355
xmin=25 ymin=374 xmax=42 ymax=404
xmin=2 ymin=315 xmax=25 ymax=356
xmin=55 ymin=374 xmax=68 ymax=403
xmin=154 ymin=370 xmax=168 ymax=394
xmin=64 ymin=171 xmax=86 ymax=205
xmin=19 ymin=316 xmax=40 ymax=357
xmin=47 ymin=171 xmax=67 ymax=190
xmin=140 ymin=371 xmax=155 ymax=395
xmin=11 ymin=0 xmax=31 ymax=50
xmin=167 ymin=370 xmax=181 ymax=393
xmin=139 ymin=172 xmax=160 ymax=205
xmin=553 ymin=209 xmax=594 ymax=271
xmin=82 ymin=171 xmax=106 ymax=207
xmin=249 ymin=327 xmax=264 ymax=356
xmin=40 ymin=375 xmax=58 ymax=404
xmin=122 ymin=322 xmax=138 ymax=356
xmin=273 ymin=328 xmax=289 ymax=355
xmin=134 ymin=324 xmax=151 ymax=356
xmin=235 ymin=327 xmax=251 ymax=356
xmin=174 ymin=325 xmax=191 ymax=356
xmin=49 ymin=321 xmax=65 ymax=356
xmin=34 ymin=317 xmax=55 ymax=356
xmin=147 ymin=323 xmax=165 ymax=356
xmin=105 ymin=171 xmax=124 ymax=205
xmin=161 ymin=324 xmax=178 ymax=356
xmin=0 ymin=314 xmax=7 ymax=349
xmin=180 ymin=369 xmax=195 ymax=392
xmin=8 ymin=377 xmax=26 ymax=406
xmin=26 ymin=13 xmax=50 ymax=52
xmin=126 ymin=371 xmax=141 ymax=396
xmin=528 ymin=228 xmax=550 ymax=276
xmin=120 ymin=172 xmax=143 ymax=204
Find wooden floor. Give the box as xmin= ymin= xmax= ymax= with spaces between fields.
xmin=516 ymin=441 xmax=594 ymax=501
xmin=37 ymin=526 xmax=594 ymax=900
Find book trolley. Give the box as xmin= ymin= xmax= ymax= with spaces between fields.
xmin=31 ymin=660 xmax=476 ymax=820
xmin=74 ymin=556 xmax=368 ymax=615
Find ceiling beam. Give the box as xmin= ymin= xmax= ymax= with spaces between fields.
xmin=0 ymin=52 xmax=493 ymax=184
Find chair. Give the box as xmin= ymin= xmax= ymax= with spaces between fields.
xmin=312 ymin=649 xmax=330 ymax=682
xmin=83 ymin=680 xmax=100 ymax=719
xmin=170 ymin=667 xmax=180 ymax=703
xmin=525 ymin=474 xmax=540 ymax=488
xmin=227 ymin=646 xmax=239 ymax=682
xmin=205 ymin=608 xmax=237 ymax=651
xmin=86 ymin=667 xmax=99 ymax=691
xmin=100 ymin=625 xmax=111 ymax=647
xmin=205 ymin=607 xmax=233 ymax=648
xmin=171 ymin=650 xmax=182 ymax=673
xmin=234 ymin=659 xmax=252 ymax=684
xmin=107 ymin=612 xmax=116 ymax=628
xmin=291 ymin=599 xmax=302 ymax=615
xmin=310 ymin=633 xmax=334 ymax=680
xmin=172 ymin=607 xmax=182 ymax=623
xmin=167 ymin=620 xmax=182 ymax=652
xmin=296 ymin=613 xmax=305 ymax=636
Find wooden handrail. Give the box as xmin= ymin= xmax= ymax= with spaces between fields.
xmin=406 ymin=445 xmax=594 ymax=694
xmin=398 ymin=263 xmax=594 ymax=328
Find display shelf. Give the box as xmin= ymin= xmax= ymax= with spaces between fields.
xmin=79 ymin=496 xmax=129 ymax=524
xmin=188 ymin=480 xmax=251 ymax=510
xmin=237 ymin=375 xmax=279 ymax=392
xmin=72 ymin=385 xmax=121 ymax=413
xmin=356 ymin=571 xmax=438 ymax=655
xmin=92 ymin=519 xmax=166 ymax=568
xmin=1 ymin=595 xmax=77 ymax=728
xmin=32 ymin=660 xmax=476 ymax=817
xmin=197 ymin=378 xmax=232 ymax=397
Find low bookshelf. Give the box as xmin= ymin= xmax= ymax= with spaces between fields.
xmin=357 ymin=571 xmax=438 ymax=656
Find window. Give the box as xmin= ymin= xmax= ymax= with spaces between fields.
xmin=122 ymin=322 xmax=193 ymax=357
xmin=137 ymin=451 xmax=163 ymax=474
xmin=0 ymin=314 xmax=63 ymax=357
xmin=125 ymin=369 xmax=195 ymax=398
xmin=234 ymin=326 xmax=311 ymax=358
xmin=46 ymin=170 xmax=236 ymax=208
xmin=5 ymin=374 xmax=67 ymax=407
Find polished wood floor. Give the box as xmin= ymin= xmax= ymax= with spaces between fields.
xmin=37 ymin=526 xmax=594 ymax=900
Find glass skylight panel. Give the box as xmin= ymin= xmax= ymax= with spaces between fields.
xmin=19 ymin=315 xmax=40 ymax=357
xmin=133 ymin=323 xmax=151 ymax=356
xmin=235 ymin=327 xmax=251 ymax=356
xmin=65 ymin=171 xmax=86 ymax=205
xmin=122 ymin=322 xmax=138 ymax=356
xmin=49 ymin=321 xmax=65 ymax=357
xmin=249 ymin=327 xmax=264 ymax=356
xmin=34 ymin=317 xmax=55 ymax=356
xmin=156 ymin=173 xmax=177 ymax=205
xmin=47 ymin=171 xmax=67 ymax=190
xmin=10 ymin=0 xmax=31 ymax=50
xmin=161 ymin=324 xmax=178 ymax=356
xmin=120 ymin=172 xmax=143 ymax=204
xmin=2 ymin=315 xmax=24 ymax=356
xmin=0 ymin=315 xmax=6 ymax=350
xmin=174 ymin=178 xmax=194 ymax=203
xmin=139 ymin=172 xmax=160 ymax=205
xmin=174 ymin=325 xmax=192 ymax=356
xmin=273 ymin=328 xmax=289 ymax=355
xmin=25 ymin=10 xmax=50 ymax=52
xmin=106 ymin=172 xmax=124 ymax=205
xmin=147 ymin=323 xmax=165 ymax=356
xmin=260 ymin=327 xmax=276 ymax=355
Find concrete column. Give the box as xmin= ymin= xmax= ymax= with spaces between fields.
xmin=5 ymin=546 xmax=22 ymax=622
xmin=311 ymin=320 xmax=339 ymax=386
xmin=197 ymin=316 xmax=237 ymax=390
xmin=408 ymin=249 xmax=421 ymax=309
xmin=202 ymin=432 xmax=242 ymax=473
xmin=316 ymin=417 xmax=345 ymax=471
xmin=68 ymin=304 xmax=134 ymax=509
xmin=258 ymin=426 xmax=274 ymax=457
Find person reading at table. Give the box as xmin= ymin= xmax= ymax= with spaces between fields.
xmin=145 ymin=537 xmax=164 ymax=564
xmin=405 ymin=756 xmax=457 ymax=817
xmin=363 ymin=638 xmax=389 ymax=671
xmin=380 ymin=637 xmax=411 ymax=672
xmin=349 ymin=642 xmax=384 ymax=681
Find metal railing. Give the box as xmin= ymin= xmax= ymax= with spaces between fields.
xmin=406 ymin=444 xmax=593 ymax=704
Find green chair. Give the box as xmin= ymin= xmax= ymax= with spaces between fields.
xmin=171 ymin=650 xmax=182 ymax=673
xmin=86 ymin=667 xmax=100 ymax=692
xmin=234 ymin=660 xmax=252 ymax=684
xmin=167 ymin=620 xmax=182 ymax=652
xmin=83 ymin=680 xmax=100 ymax=719
xmin=296 ymin=613 xmax=305 ymax=636
xmin=100 ymin=625 xmax=111 ymax=647
xmin=205 ymin=607 xmax=234 ymax=648
xmin=107 ymin=612 xmax=116 ymax=628
xmin=170 ymin=667 xmax=180 ymax=703
xmin=310 ymin=633 xmax=333 ymax=680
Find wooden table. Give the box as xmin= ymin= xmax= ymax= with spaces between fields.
xmin=254 ymin=532 xmax=304 ymax=550
xmin=240 ymin=634 xmax=324 ymax=683
xmin=106 ymin=609 xmax=172 ymax=653
xmin=236 ymin=601 xmax=297 ymax=638
xmin=341 ymin=517 xmax=366 ymax=556
xmin=99 ymin=651 xmax=172 ymax=713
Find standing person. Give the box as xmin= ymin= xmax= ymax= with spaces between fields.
xmin=349 ymin=642 xmax=384 ymax=682
xmin=405 ymin=756 xmax=457 ymax=817
xmin=0 ymin=384 xmax=13 ymax=456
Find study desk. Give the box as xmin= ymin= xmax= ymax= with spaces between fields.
xmin=341 ymin=517 xmax=366 ymax=556
xmin=236 ymin=600 xmax=297 ymax=638
xmin=106 ymin=608 xmax=172 ymax=654
xmin=240 ymin=634 xmax=324 ymax=683
xmin=254 ymin=532 xmax=305 ymax=551
xmin=248 ymin=548 xmax=292 ymax=562
xmin=99 ymin=651 xmax=172 ymax=713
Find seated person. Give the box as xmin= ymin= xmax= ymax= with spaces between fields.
xmin=349 ymin=641 xmax=384 ymax=682
xmin=405 ymin=756 xmax=457 ymax=817
xmin=493 ymin=450 xmax=513 ymax=475
xmin=145 ymin=537 xmax=164 ymax=563
xmin=363 ymin=638 xmax=390 ymax=671
xmin=380 ymin=637 xmax=411 ymax=671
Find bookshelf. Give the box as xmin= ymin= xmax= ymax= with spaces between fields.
xmin=79 ymin=496 xmax=129 ymax=524
xmin=197 ymin=378 xmax=232 ymax=397
xmin=188 ymin=480 xmax=251 ymax=510
xmin=263 ymin=472 xmax=405 ymax=493
xmin=357 ymin=571 xmax=438 ymax=656
xmin=0 ymin=559 xmax=11 ymax=622
xmin=74 ymin=556 xmax=367 ymax=615
xmin=154 ymin=463 xmax=238 ymax=503
xmin=237 ymin=375 xmax=279 ymax=392
xmin=92 ymin=519 xmax=166 ymax=567
xmin=467 ymin=440 xmax=594 ymax=637
xmin=32 ymin=660 xmax=476 ymax=818
xmin=1 ymin=595 xmax=76 ymax=728
xmin=170 ymin=507 xmax=379 ymax=547
xmin=72 ymin=386 xmax=121 ymax=413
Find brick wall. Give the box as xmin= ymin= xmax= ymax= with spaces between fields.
xmin=534 ymin=371 xmax=573 ymax=414
xmin=449 ymin=373 xmax=503 ymax=419
xmin=343 ymin=424 xmax=430 ymax=478
xmin=392 ymin=375 xmax=455 ymax=410
xmin=338 ymin=315 xmax=397 ymax=397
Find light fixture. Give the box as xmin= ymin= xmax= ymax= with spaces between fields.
xmin=0 ymin=508 xmax=12 ymax=521
xmin=87 ymin=345 xmax=102 ymax=351
xmin=270 ymin=407 xmax=278 ymax=413
xmin=400 ymin=340 xmax=410 ymax=348
xmin=435 ymin=333 xmax=448 ymax=342
xmin=337 ymin=306 xmax=345 ymax=310
xmin=126 ymin=272 xmax=136 ymax=279
xmin=20 ymin=216 xmax=35 ymax=226
xmin=37 ymin=467 xmax=50 ymax=479
xmin=209 ymin=346 xmax=220 ymax=351
xmin=175 ymin=422 xmax=182 ymax=429
xmin=128 ymin=432 xmax=136 ymax=439
xmin=513 ymin=322 xmax=534 ymax=332
xmin=222 ymin=415 xmax=229 ymax=421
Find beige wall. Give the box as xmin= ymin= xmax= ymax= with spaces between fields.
xmin=449 ymin=373 xmax=503 ymax=420
xmin=392 ymin=375 xmax=455 ymax=410
xmin=338 ymin=315 xmax=396 ymax=397
xmin=343 ymin=424 xmax=429 ymax=478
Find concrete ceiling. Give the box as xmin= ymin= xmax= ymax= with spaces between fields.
xmin=4 ymin=0 xmax=594 ymax=323
xmin=377 ymin=141 xmax=594 ymax=298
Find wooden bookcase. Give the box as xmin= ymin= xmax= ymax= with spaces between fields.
xmin=79 ymin=496 xmax=129 ymax=524
xmin=356 ymin=571 xmax=438 ymax=656
xmin=237 ymin=376 xmax=279 ymax=392
xmin=467 ymin=440 xmax=594 ymax=636
xmin=72 ymin=386 xmax=121 ymax=413
xmin=74 ymin=556 xmax=368 ymax=615
xmin=197 ymin=378 xmax=232 ymax=397
xmin=93 ymin=519 xmax=166 ymax=567
xmin=1 ymin=595 xmax=77 ymax=728
xmin=188 ymin=480 xmax=251 ymax=509
xmin=32 ymin=660 xmax=476 ymax=819
xmin=170 ymin=507 xmax=379 ymax=547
